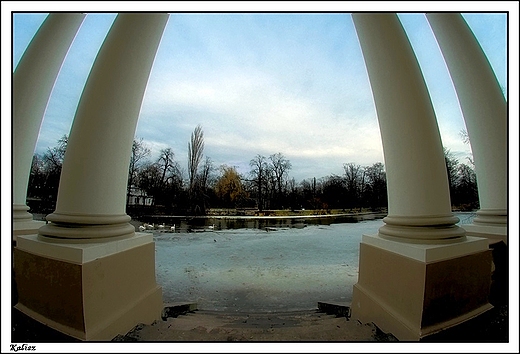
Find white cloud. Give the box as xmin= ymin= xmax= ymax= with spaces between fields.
xmin=139 ymin=66 xmax=385 ymax=181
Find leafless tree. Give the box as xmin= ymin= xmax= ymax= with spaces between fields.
xmin=198 ymin=156 xmax=213 ymax=192
xmin=127 ymin=138 xmax=150 ymax=204
xmin=459 ymin=129 xmax=471 ymax=145
xmin=188 ymin=125 xmax=204 ymax=194
xmin=249 ymin=154 xmax=269 ymax=211
xmin=364 ymin=162 xmax=387 ymax=210
xmin=43 ymin=134 xmax=68 ymax=173
xmin=343 ymin=162 xmax=362 ymax=208
xmin=269 ymin=152 xmax=291 ymax=208
xmin=158 ymin=147 xmax=181 ymax=186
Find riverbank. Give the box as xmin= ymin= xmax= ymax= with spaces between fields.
xmin=131 ymin=210 xmax=388 ymax=232
xmin=146 ymin=208 xmax=387 ymax=218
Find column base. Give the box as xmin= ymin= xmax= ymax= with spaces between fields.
xmin=463 ymin=224 xmax=507 ymax=245
xmin=351 ymin=234 xmax=493 ymax=341
xmin=13 ymin=232 xmax=163 ymax=341
xmin=13 ymin=220 xmax=46 ymax=240
xmin=12 ymin=204 xmax=45 ymax=242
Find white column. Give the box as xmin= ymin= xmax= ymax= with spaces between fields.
xmin=426 ymin=13 xmax=507 ymax=244
xmin=14 ymin=13 xmax=169 ymax=341
xmin=350 ymin=13 xmax=492 ymax=341
xmin=38 ymin=13 xmax=169 ymax=241
xmin=353 ymin=13 xmax=464 ymax=242
xmin=13 ymin=13 xmax=86 ymax=236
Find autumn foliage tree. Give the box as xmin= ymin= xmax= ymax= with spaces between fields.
xmin=215 ymin=165 xmax=248 ymax=208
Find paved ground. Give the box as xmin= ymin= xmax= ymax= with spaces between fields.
xmin=12 ymin=302 xmax=508 ymax=344
xmin=114 ymin=310 xmax=383 ymax=342
xmin=112 ymin=304 xmax=509 ymax=343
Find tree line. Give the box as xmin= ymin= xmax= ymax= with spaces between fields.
xmin=26 ymin=126 xmax=479 ymax=215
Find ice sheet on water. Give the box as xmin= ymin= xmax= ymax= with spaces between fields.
xmin=154 ymin=219 xmax=385 ymax=312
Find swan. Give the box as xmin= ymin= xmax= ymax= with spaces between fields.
xmin=145 ymin=223 xmax=154 ymax=230
xmin=208 ymin=224 xmax=215 ymax=230
xmin=138 ymin=225 xmax=146 ymax=232
xmin=170 ymin=225 xmax=176 ymax=232
xmin=157 ymin=223 xmax=165 ymax=229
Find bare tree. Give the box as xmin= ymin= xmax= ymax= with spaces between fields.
xmin=269 ymin=152 xmax=291 ymax=208
xmin=41 ymin=135 xmax=68 ymax=203
xmin=146 ymin=148 xmax=183 ymax=208
xmin=43 ymin=134 xmax=68 ymax=173
xmin=343 ymin=162 xmax=362 ymax=209
xmin=198 ymin=156 xmax=213 ymax=192
xmin=459 ymin=129 xmax=475 ymax=167
xmin=158 ymin=147 xmax=181 ymax=186
xmin=444 ymin=148 xmax=459 ymax=202
xmin=249 ymin=154 xmax=269 ymax=211
xmin=188 ymin=125 xmax=204 ymax=194
xmin=195 ymin=156 xmax=214 ymax=213
xmin=127 ymin=138 xmax=150 ymax=204
xmin=364 ymin=162 xmax=387 ymax=210
xmin=459 ymin=129 xmax=470 ymax=145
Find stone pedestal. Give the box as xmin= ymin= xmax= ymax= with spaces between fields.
xmin=14 ymin=233 xmax=162 ymax=340
xmin=352 ymin=234 xmax=493 ymax=341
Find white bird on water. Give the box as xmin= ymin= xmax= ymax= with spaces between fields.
xmin=138 ymin=225 xmax=146 ymax=232
xmin=170 ymin=225 xmax=176 ymax=232
xmin=208 ymin=224 xmax=215 ymax=230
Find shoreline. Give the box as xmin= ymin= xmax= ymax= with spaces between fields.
xmin=136 ymin=211 xmax=388 ymax=221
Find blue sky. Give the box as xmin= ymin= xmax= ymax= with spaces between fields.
xmin=8 ymin=9 xmax=510 ymax=183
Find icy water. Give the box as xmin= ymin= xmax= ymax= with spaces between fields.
xmin=152 ymin=213 xmax=476 ymax=313
xmin=153 ymin=219 xmax=382 ymax=313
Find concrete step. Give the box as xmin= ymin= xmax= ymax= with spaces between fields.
xmin=317 ymin=301 xmax=352 ymax=319
xmin=161 ymin=302 xmax=198 ymax=320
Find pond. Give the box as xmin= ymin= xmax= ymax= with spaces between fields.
xmin=140 ymin=212 xmax=476 ymax=313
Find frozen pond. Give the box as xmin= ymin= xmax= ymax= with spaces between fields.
xmin=151 ymin=212 xmax=476 ymax=313
xmin=153 ymin=219 xmax=384 ymax=313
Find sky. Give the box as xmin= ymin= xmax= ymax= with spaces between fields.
xmin=7 ymin=7 xmax=509 ymax=182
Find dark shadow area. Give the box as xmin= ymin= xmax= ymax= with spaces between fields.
xmin=420 ymin=303 xmax=508 ymax=343
xmin=11 ymin=308 xmax=80 ymax=343
xmin=421 ymin=241 xmax=509 ymax=343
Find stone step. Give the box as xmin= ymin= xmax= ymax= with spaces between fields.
xmin=317 ymin=301 xmax=352 ymax=319
xmin=161 ymin=302 xmax=198 ymax=320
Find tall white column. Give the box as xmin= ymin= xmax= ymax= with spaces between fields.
xmin=15 ymin=13 xmax=169 ymax=340
xmin=350 ymin=13 xmax=492 ymax=341
xmin=38 ymin=13 xmax=168 ymax=241
xmin=353 ymin=13 xmax=464 ymax=242
xmin=426 ymin=13 xmax=507 ymax=244
xmin=13 ymin=13 xmax=86 ymax=237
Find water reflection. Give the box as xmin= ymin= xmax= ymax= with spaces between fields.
xmin=133 ymin=213 xmax=387 ymax=233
